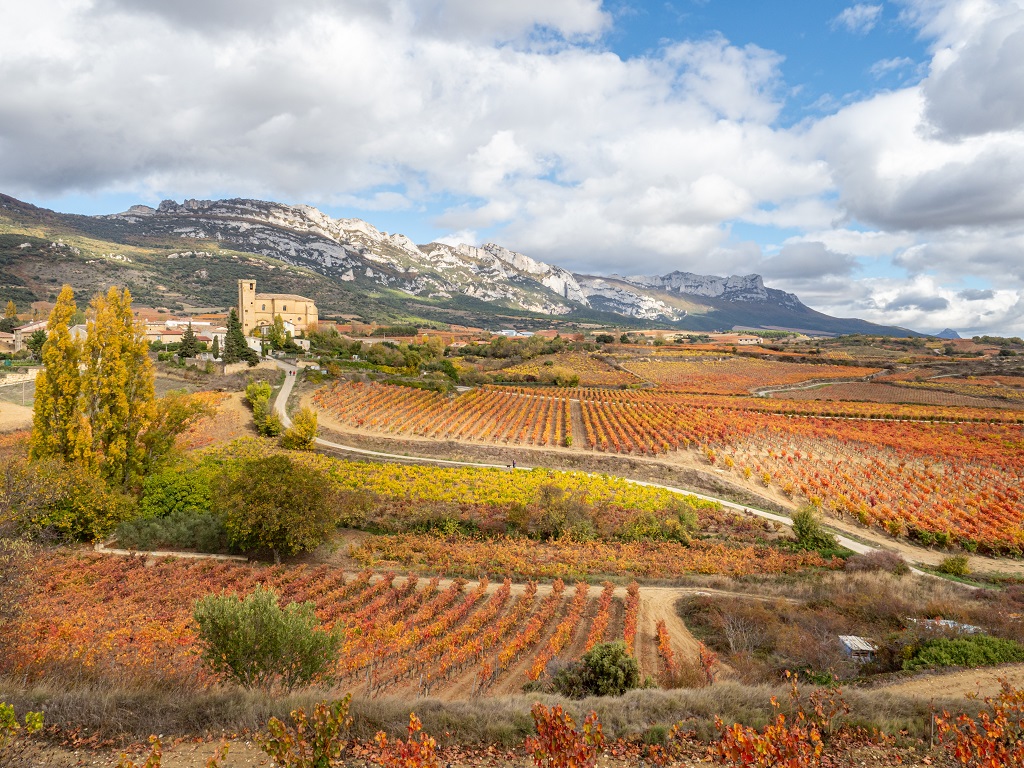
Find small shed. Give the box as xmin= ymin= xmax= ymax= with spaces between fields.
xmin=839 ymin=635 xmax=877 ymax=662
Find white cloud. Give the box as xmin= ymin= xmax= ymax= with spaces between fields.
xmin=804 ymin=274 xmax=1024 ymax=336
xmin=869 ymin=56 xmax=918 ymax=78
xmin=832 ymin=4 xmax=884 ymax=33
xmin=434 ymin=229 xmax=478 ymax=247
xmin=1 ymin=0 xmax=1024 ymax=334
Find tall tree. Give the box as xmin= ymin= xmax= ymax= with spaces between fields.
xmin=178 ymin=322 xmax=199 ymax=360
xmin=222 ymin=308 xmax=257 ymax=365
xmin=211 ymin=334 xmax=220 ymax=360
xmin=3 ymin=300 xmax=16 ymax=319
xmin=30 ymin=286 xmax=85 ymax=463
xmin=80 ymin=287 xmax=155 ymax=486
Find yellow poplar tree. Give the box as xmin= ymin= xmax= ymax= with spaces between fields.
xmin=30 ymin=285 xmax=85 ymax=462
xmin=4 ymin=300 xmax=16 ymax=318
xmin=80 ymin=287 xmax=155 ymax=486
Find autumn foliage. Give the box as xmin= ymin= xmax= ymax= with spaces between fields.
xmin=525 ymin=704 xmax=605 ymax=768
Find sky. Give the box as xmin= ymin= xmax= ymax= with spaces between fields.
xmin=2 ymin=0 xmax=1023 ymax=335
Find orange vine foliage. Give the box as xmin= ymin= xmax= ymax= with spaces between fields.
xmin=259 ymin=697 xmax=352 ymax=768
xmin=935 ymin=679 xmax=1024 ymax=767
xmin=5 ymin=553 xmax=644 ymax=697
xmin=373 ymin=713 xmax=439 ymax=768
xmin=715 ymin=675 xmax=848 ymax=768
xmin=525 ymin=704 xmax=605 ymax=768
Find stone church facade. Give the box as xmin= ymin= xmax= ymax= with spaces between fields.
xmin=237 ymin=280 xmax=319 ymax=336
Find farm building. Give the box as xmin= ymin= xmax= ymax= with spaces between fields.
xmin=838 ymin=635 xmax=878 ymax=662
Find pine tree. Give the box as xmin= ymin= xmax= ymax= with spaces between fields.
xmin=178 ymin=322 xmax=199 ymax=360
xmin=80 ymin=287 xmax=155 ymax=486
xmin=223 ymin=308 xmax=257 ymax=365
xmin=30 ymin=285 xmax=85 ymax=462
xmin=3 ymin=300 xmax=16 ymax=318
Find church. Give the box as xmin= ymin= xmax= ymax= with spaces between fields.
xmin=237 ymin=280 xmax=319 ymax=336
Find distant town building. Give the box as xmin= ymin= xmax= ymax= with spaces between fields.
xmin=237 ymin=279 xmax=318 ymax=336
xmin=12 ymin=319 xmax=47 ymax=352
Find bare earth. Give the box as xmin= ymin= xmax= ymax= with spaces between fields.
xmin=0 ymin=401 xmax=32 ymax=432
xmin=878 ymin=663 xmax=1024 ymax=700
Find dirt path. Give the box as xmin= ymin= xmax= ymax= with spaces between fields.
xmin=878 ymin=663 xmax=1024 ymax=700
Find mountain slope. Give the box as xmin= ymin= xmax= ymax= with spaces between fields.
xmin=0 ymin=194 xmax=920 ymax=335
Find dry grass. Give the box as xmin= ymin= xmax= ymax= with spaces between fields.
xmin=0 ymin=676 xmax=965 ymax=746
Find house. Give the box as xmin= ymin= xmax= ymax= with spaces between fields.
xmin=0 ymin=331 xmax=14 ymax=353
xmin=12 ymin=320 xmax=47 ymax=352
xmin=838 ymin=635 xmax=877 ymax=662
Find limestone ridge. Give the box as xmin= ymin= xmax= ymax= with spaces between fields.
xmin=104 ymin=198 xmax=582 ymax=315
xmin=101 ymin=197 xmax=800 ymax=319
xmin=0 ymin=192 xmax=917 ymax=333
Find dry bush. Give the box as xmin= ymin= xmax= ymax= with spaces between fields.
xmin=843 ymin=550 xmax=909 ymax=576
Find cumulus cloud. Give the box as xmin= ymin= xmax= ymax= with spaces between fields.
xmin=1 ymin=0 xmax=1023 ymax=334
xmin=757 ymin=242 xmax=859 ymax=280
xmin=832 ymin=4 xmax=883 ymax=33
xmin=958 ymin=288 xmax=995 ymax=301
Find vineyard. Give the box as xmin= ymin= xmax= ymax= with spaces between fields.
xmin=768 ymin=381 xmax=1024 ymax=410
xmin=312 ymin=382 xmax=572 ymax=447
xmin=310 ymin=383 xmax=1024 ymax=554
xmin=498 ymin=352 xmax=638 ymax=386
xmin=352 ymin=534 xmax=834 ymax=580
xmin=620 ymin=357 xmax=881 ymax=393
xmin=7 ymin=552 xmax=646 ymax=699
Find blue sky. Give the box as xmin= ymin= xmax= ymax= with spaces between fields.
xmin=3 ymin=0 xmax=1024 ymax=334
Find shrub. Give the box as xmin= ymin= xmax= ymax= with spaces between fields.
xmin=259 ymin=696 xmax=352 ymax=768
xmin=193 ymin=586 xmax=341 ymax=691
xmin=938 ymin=555 xmax=971 ymax=577
xmin=281 ymin=407 xmax=318 ymax=450
xmin=551 ymin=641 xmax=640 ymax=699
xmin=116 ymin=509 xmax=227 ymax=552
xmin=903 ymin=635 xmax=1024 ymax=671
xmin=246 ymin=381 xmax=282 ymax=436
xmin=792 ymin=506 xmax=839 ymax=553
xmin=213 ymin=454 xmax=338 ymax=562
xmin=138 ymin=465 xmax=213 ymax=519
xmin=844 ymin=550 xmax=910 ymax=576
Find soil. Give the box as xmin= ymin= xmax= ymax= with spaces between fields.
xmin=0 ymin=401 xmax=32 ymax=432
xmin=23 ymin=733 xmax=952 ymax=767
xmin=877 ymin=662 xmax=1024 ymax=700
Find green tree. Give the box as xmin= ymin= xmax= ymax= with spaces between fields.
xmin=30 ymin=285 xmax=87 ymax=463
xmin=178 ymin=322 xmax=200 ymax=360
xmin=25 ymin=329 xmax=47 ymax=360
xmin=267 ymin=314 xmax=287 ymax=350
xmin=223 ymin=308 xmax=258 ymax=365
xmin=211 ymin=334 xmax=220 ymax=359
xmin=80 ymin=287 xmax=156 ymax=486
xmin=3 ymin=300 xmax=16 ymax=319
xmin=281 ymin=407 xmax=318 ymax=450
xmin=213 ymin=454 xmax=337 ymax=563
xmin=193 ymin=587 xmax=340 ymax=691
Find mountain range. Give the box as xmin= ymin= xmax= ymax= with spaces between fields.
xmin=0 ymin=194 xmax=919 ymax=336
